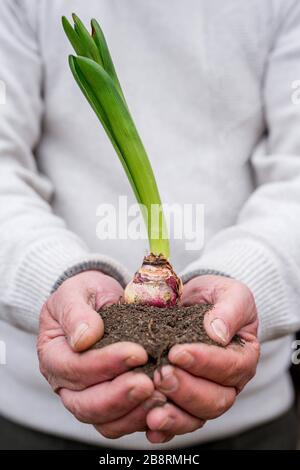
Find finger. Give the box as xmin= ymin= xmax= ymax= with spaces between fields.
xmin=181 ymin=276 xmax=258 ymax=345
xmin=203 ymin=282 xmax=257 ymax=345
xmin=47 ymin=290 xmax=104 ymax=351
xmin=169 ymin=340 xmax=260 ymax=391
xmin=39 ymin=339 xmax=148 ymax=392
xmin=60 ymin=371 xmax=154 ymax=424
xmin=154 ymin=366 xmax=236 ymax=420
xmin=181 ymin=275 xmax=216 ymax=305
xmin=146 ymin=430 xmax=175 ymax=444
xmin=147 ymin=402 xmax=205 ymax=435
xmin=95 ymin=391 xmax=167 ymax=439
xmin=95 ymin=406 xmax=148 ymax=438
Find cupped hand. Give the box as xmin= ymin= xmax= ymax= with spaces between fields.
xmin=146 ymin=275 xmax=260 ymax=443
xmin=38 ymin=271 xmax=166 ymax=439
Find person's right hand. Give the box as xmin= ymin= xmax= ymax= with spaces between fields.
xmin=37 ymin=271 xmax=165 ymax=439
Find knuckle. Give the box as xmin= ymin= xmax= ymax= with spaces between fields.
xmin=57 ymin=358 xmax=85 ymax=391
xmin=38 ymin=359 xmax=49 ymax=382
xmin=46 ymin=373 xmax=61 ymax=393
xmin=38 ymin=303 xmax=52 ymax=337
xmin=64 ymin=394 xmax=90 ymax=424
xmin=252 ymin=340 xmax=261 ymax=359
xmin=247 ymin=361 xmax=258 ymax=383
xmin=192 ymin=285 xmax=211 ymax=301
xmin=44 ymin=296 xmax=56 ymax=317
xmin=37 ymin=345 xmax=63 ymax=391
xmin=222 ymin=356 xmax=241 ymax=386
xmin=245 ymin=285 xmax=255 ymax=304
xmin=205 ymin=387 xmax=236 ymax=419
xmin=236 ymin=342 xmax=260 ymax=389
xmin=37 ymin=345 xmax=50 ymax=382
xmin=60 ymin=301 xmax=76 ymax=331
xmin=213 ymin=391 xmax=234 ymax=418
xmin=63 ymin=362 xmax=84 ymax=391
xmin=235 ymin=281 xmax=254 ymax=304
xmin=242 ymin=284 xmax=257 ymax=314
xmin=249 ymin=356 xmax=258 ymax=379
xmin=230 ymin=357 xmax=244 ymax=383
xmin=37 ymin=348 xmax=86 ymax=392
xmin=39 ymin=302 xmax=49 ymax=322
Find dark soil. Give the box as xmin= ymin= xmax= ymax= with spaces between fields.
xmin=93 ymin=303 xmax=242 ymax=378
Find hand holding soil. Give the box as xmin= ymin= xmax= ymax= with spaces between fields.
xmin=38 ymin=271 xmax=260 ymax=444
xmin=37 ymin=271 xmax=157 ymax=439
xmin=145 ymin=275 xmax=260 ymax=443
xmin=92 ymin=274 xmax=260 ymax=443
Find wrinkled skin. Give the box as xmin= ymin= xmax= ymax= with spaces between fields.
xmin=38 ymin=272 xmax=259 ymax=443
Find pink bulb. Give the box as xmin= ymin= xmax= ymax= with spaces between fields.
xmin=124 ymin=254 xmax=182 ymax=307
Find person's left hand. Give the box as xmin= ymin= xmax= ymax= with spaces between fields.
xmin=146 ymin=275 xmax=260 ymax=443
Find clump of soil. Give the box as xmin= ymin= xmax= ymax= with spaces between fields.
xmin=93 ymin=303 xmax=242 ymax=378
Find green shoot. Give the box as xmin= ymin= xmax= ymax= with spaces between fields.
xmin=62 ymin=15 xmax=169 ymax=258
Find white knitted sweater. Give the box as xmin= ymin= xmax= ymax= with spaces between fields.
xmin=0 ymin=0 xmax=300 ymax=449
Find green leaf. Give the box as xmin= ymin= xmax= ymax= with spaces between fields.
xmin=71 ymin=13 xmax=102 ymax=65
xmin=91 ymin=19 xmax=125 ymax=100
xmin=62 ymin=16 xmax=86 ymax=56
xmin=69 ymin=55 xmax=142 ymax=207
xmin=63 ymin=17 xmax=170 ymax=257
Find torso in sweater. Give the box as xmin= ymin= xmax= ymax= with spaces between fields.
xmin=0 ymin=0 xmax=298 ymax=448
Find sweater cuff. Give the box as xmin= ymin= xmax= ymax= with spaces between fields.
xmin=5 ymin=236 xmax=131 ymax=333
xmin=181 ymin=237 xmax=299 ymax=342
xmin=51 ymin=258 xmax=130 ymax=293
xmin=181 ymin=269 xmax=232 ymax=284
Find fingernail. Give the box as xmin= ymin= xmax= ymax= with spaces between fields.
xmin=71 ymin=322 xmax=89 ymax=348
xmin=171 ymin=350 xmax=194 ymax=367
xmin=156 ymin=366 xmax=178 ymax=393
xmin=210 ymin=318 xmax=228 ymax=343
xmin=158 ymin=416 xmax=175 ymax=431
xmin=143 ymin=394 xmax=167 ymax=411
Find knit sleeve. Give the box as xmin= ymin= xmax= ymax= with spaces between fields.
xmin=181 ymin=0 xmax=300 ymax=343
xmin=0 ymin=0 xmax=129 ymax=334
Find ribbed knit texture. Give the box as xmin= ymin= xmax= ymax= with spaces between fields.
xmin=181 ymin=269 xmax=232 ymax=284
xmin=1 ymin=235 xmax=130 ymax=333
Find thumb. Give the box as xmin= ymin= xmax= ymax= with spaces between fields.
xmin=203 ymin=287 xmax=254 ymax=345
xmin=52 ymin=297 xmax=104 ymax=352
xmin=68 ymin=302 xmax=104 ymax=352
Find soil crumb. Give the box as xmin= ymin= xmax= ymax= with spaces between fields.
xmin=93 ymin=303 xmax=242 ymax=378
